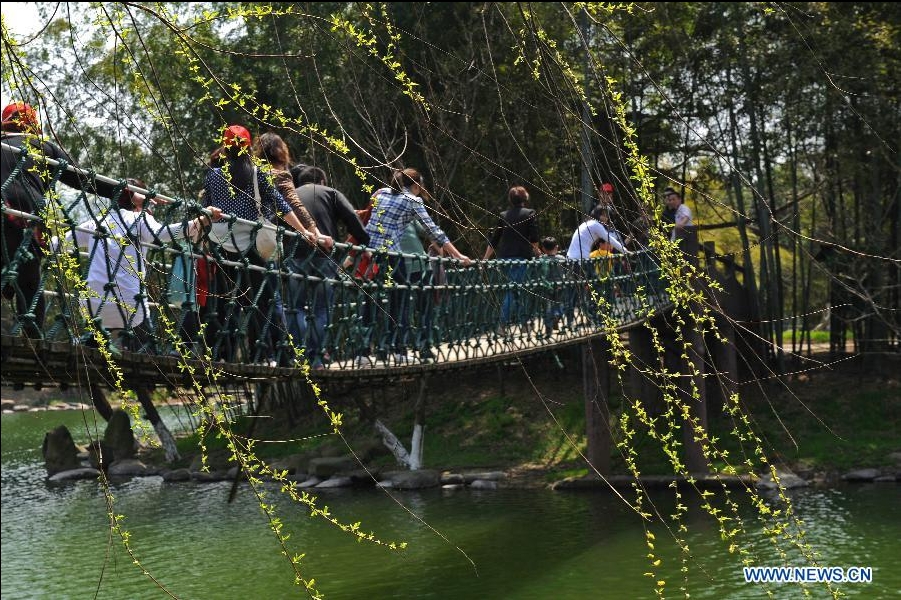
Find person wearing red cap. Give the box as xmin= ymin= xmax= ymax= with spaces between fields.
xmin=2 ymin=102 xmax=117 ymax=336
xmin=222 ymin=124 xmax=251 ymax=148
xmin=1 ymin=102 xmax=40 ymax=132
xmin=597 ymin=181 xmax=615 ymax=208
xmin=203 ymin=124 xmax=317 ymax=363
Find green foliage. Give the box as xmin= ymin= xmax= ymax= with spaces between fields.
xmin=4 ymin=3 xmax=898 ymax=598
xmin=731 ymin=376 xmax=901 ymax=471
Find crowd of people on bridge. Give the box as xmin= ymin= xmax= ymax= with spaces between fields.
xmin=1 ymin=106 xmax=695 ymax=369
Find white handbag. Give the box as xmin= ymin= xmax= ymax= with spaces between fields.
xmin=252 ymin=168 xmax=279 ymax=261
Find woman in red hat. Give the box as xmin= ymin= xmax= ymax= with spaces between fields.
xmin=202 ymin=124 xmax=313 ymax=363
xmin=597 ymin=181 xmax=615 ymax=209
xmin=1 ymin=102 xmax=117 ymax=337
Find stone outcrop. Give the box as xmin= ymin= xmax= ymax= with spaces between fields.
xmin=268 ymin=453 xmax=315 ymax=475
xmin=842 ymin=468 xmax=880 ymax=482
xmin=108 ymin=458 xmax=149 ymax=477
xmin=86 ymin=440 xmax=113 ymax=471
xmin=163 ymin=468 xmax=192 ymax=482
xmin=462 ymin=471 xmax=507 ymax=483
xmin=42 ymin=425 xmax=82 ymax=476
xmin=380 ymin=469 xmax=441 ymax=490
xmin=470 ymin=479 xmax=499 ymax=490
xmin=756 ymin=468 xmax=808 ymax=490
xmin=308 ymin=456 xmax=357 ymax=478
xmin=103 ymin=409 xmax=136 ymax=461
xmin=48 ymin=467 xmax=101 ymax=481
xmin=316 ymin=476 xmax=353 ymax=488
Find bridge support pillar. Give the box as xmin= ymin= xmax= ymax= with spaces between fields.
xmin=628 ymin=325 xmax=663 ymax=416
xmin=684 ymin=325 xmax=709 ymax=473
xmin=708 ymin=319 xmax=738 ymax=416
xmin=582 ymin=336 xmax=611 ymax=475
xmin=661 ymin=313 xmax=710 ymax=474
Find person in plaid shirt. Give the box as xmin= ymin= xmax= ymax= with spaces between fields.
xmin=366 ymin=169 xmax=464 ymax=256
xmin=354 ymin=168 xmax=471 ymax=367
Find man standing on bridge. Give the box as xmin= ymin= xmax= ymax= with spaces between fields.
xmin=564 ymin=206 xmax=630 ymax=327
xmin=289 ymin=166 xmax=370 ymax=370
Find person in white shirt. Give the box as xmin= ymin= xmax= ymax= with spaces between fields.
xmin=563 ymin=207 xmax=629 ymax=327
xmin=566 ymin=206 xmax=628 ymax=260
xmin=62 ymin=179 xmax=221 ymax=343
xmin=663 ymin=187 xmax=693 ymax=241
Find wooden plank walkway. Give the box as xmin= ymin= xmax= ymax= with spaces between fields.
xmin=1 ymin=294 xmax=673 ymax=388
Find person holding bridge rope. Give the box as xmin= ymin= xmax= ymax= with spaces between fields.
xmin=54 ymin=178 xmax=222 ymax=353
xmin=353 ymin=167 xmax=471 ymax=368
xmin=202 ymin=125 xmax=323 ymax=364
xmin=482 ymin=185 xmax=541 ymax=330
xmin=289 ymin=165 xmax=369 ymax=370
xmin=254 ymin=132 xmax=333 ymax=363
xmin=1 ymin=102 xmax=119 ymax=338
xmin=564 ymin=205 xmax=630 ymax=327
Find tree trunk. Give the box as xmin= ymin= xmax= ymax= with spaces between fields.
xmin=374 ymin=419 xmax=413 ymax=468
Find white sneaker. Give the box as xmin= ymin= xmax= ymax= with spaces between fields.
xmin=353 ymin=355 xmax=376 ymax=369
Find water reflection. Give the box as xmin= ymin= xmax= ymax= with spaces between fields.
xmin=2 ymin=410 xmax=899 ymax=599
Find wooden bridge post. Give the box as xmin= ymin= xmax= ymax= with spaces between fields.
xmin=659 ymin=311 xmax=710 ymax=474
xmin=628 ymin=324 xmax=663 ymax=416
xmin=703 ymin=243 xmax=741 ymax=416
xmin=682 ymin=321 xmax=709 ymax=474
xmin=582 ymin=336 xmax=611 ymax=475
xmin=708 ymin=319 xmax=738 ymax=416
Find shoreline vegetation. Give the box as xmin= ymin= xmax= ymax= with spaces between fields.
xmin=4 ymin=349 xmax=899 ymax=490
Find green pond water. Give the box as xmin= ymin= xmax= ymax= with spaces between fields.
xmin=2 ymin=408 xmax=899 ymax=599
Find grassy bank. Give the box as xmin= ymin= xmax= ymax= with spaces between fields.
xmin=170 ymin=349 xmax=900 ymax=482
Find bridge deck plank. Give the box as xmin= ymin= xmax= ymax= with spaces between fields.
xmin=1 ymin=295 xmax=673 ymax=388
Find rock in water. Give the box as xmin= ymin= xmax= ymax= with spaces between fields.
xmin=42 ymin=425 xmax=82 ymax=476
xmin=104 ymin=408 xmax=136 ymax=460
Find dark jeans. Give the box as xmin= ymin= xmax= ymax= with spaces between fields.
xmin=2 ymin=226 xmax=45 ymax=337
xmin=563 ymin=261 xmax=586 ymax=328
xmin=392 ymin=268 xmax=434 ymax=354
xmin=207 ymin=247 xmax=276 ymax=362
xmin=500 ymin=262 xmax=528 ymax=325
xmin=356 ymin=254 xmax=404 ymax=358
xmin=285 ymin=255 xmax=336 ymax=367
xmin=544 ymin=301 xmax=563 ymax=335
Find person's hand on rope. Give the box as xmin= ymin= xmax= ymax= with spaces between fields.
xmin=440 ymin=240 xmax=472 ymax=267
xmin=207 ymin=206 xmax=224 ymax=222
xmin=190 ymin=206 xmax=223 ymax=241
xmin=316 ymin=233 xmax=335 ymax=252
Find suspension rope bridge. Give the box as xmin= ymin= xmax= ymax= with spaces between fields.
xmin=1 ymin=141 xmax=674 ymax=390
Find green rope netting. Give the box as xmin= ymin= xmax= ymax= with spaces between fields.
xmin=2 ymin=143 xmax=672 ymax=374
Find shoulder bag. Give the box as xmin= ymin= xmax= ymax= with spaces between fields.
xmin=252 ymin=167 xmax=280 ymax=261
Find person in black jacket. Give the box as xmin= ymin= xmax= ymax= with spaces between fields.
xmin=288 ymin=166 xmax=370 ymax=369
xmin=482 ymin=185 xmax=539 ymax=326
xmin=1 ymin=102 xmax=116 ymax=337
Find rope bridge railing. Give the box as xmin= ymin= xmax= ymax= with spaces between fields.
xmin=2 ymin=142 xmax=671 ymax=381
